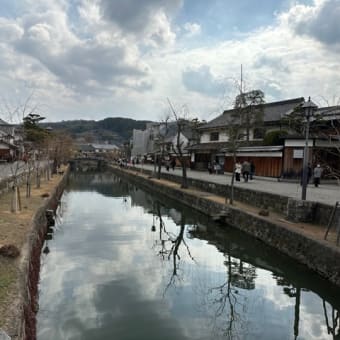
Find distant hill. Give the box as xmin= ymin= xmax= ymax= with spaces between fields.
xmin=44 ymin=117 xmax=152 ymax=145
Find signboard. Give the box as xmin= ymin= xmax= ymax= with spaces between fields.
xmin=293 ymin=149 xmax=303 ymax=159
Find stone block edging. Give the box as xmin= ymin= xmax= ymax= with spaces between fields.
xmin=112 ymin=166 xmax=340 ymax=288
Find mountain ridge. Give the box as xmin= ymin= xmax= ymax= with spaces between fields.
xmin=43 ymin=117 xmax=152 ymax=145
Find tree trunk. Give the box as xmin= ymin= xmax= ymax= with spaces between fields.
xmin=228 ymin=152 xmax=236 ymax=204
xmin=26 ymin=170 xmax=31 ymax=198
xmin=11 ymin=185 xmax=21 ymax=213
xmin=180 ymin=156 xmax=188 ymax=189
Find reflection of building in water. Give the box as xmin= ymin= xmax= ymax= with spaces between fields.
xmin=68 ymin=172 xmax=130 ymax=197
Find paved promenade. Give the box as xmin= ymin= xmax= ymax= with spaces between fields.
xmin=135 ymin=164 xmax=340 ymax=206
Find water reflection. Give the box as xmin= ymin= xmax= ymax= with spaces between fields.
xmin=37 ymin=173 xmax=340 ymax=340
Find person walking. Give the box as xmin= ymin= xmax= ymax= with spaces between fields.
xmin=307 ymin=163 xmax=312 ymax=184
xmin=235 ymin=161 xmax=241 ymax=181
xmin=313 ymin=164 xmax=322 ymax=187
xmin=242 ymin=160 xmax=250 ymax=182
xmin=250 ymin=161 xmax=255 ymax=180
xmin=171 ymin=158 xmax=176 ymax=171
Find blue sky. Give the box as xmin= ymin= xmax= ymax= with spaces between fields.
xmin=0 ymin=0 xmax=339 ymax=122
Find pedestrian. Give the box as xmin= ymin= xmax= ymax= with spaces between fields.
xmin=242 ymin=161 xmax=250 ymax=182
xmin=166 ymin=160 xmax=170 ymax=171
xmin=313 ymin=164 xmax=322 ymax=187
xmin=214 ymin=162 xmax=221 ymax=174
xmin=250 ymin=161 xmax=255 ymax=180
xmin=171 ymin=158 xmax=176 ymax=171
xmin=235 ymin=161 xmax=241 ymax=181
xmin=307 ymin=163 xmax=312 ymax=183
xmin=208 ymin=162 xmax=212 ymax=174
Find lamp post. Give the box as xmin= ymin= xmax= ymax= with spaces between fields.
xmin=301 ymin=97 xmax=318 ymax=200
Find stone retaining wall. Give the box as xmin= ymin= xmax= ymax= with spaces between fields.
xmin=132 ymin=167 xmax=333 ymax=226
xmin=112 ymin=166 xmax=340 ymax=288
xmin=16 ymin=168 xmax=69 ymax=340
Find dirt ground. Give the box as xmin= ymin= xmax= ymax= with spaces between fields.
xmin=0 ymin=171 xmax=65 ymax=332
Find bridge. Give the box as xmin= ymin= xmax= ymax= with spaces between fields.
xmin=69 ymin=157 xmax=109 ymax=172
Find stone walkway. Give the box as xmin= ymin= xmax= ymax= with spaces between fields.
xmin=135 ymin=164 xmax=340 ymax=206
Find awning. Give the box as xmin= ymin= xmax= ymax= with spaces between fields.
xmin=222 ymin=146 xmax=283 ymax=158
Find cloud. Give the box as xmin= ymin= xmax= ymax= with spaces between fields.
xmin=9 ymin=6 xmax=151 ymax=97
xmin=284 ymin=0 xmax=340 ymax=46
xmin=183 ymin=22 xmax=201 ymax=37
xmin=98 ymin=0 xmax=181 ymax=46
xmin=182 ymin=65 xmax=224 ymax=97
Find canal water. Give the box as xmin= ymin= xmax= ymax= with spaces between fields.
xmin=37 ymin=172 xmax=340 ymax=340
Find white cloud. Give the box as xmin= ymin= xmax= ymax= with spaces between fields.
xmin=283 ymin=0 xmax=340 ymax=46
xmin=0 ymin=0 xmax=339 ymax=122
xmin=183 ymin=22 xmax=201 ymax=37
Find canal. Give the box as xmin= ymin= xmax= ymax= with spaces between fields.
xmin=37 ymin=172 xmax=340 ymax=340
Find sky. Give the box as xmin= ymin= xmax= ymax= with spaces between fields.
xmin=0 ymin=0 xmax=339 ymax=123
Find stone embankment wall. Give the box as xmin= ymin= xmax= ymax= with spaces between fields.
xmin=16 ymin=168 xmax=69 ymax=340
xmin=131 ymin=167 xmax=334 ymax=226
xmin=111 ymin=166 xmax=340 ymax=288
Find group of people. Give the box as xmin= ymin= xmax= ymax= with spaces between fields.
xmin=207 ymin=161 xmax=223 ymax=174
xmin=235 ymin=160 xmax=255 ymax=182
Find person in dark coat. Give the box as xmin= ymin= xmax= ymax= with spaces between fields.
xmin=208 ymin=162 xmax=212 ymax=174
xmin=250 ymin=161 xmax=255 ymax=180
xmin=242 ymin=161 xmax=250 ymax=182
xmin=171 ymin=158 xmax=176 ymax=170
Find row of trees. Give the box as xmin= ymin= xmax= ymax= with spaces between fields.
xmin=1 ymin=103 xmax=73 ymax=213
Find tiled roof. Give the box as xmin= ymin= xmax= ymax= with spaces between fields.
xmin=200 ymin=97 xmax=305 ymax=130
xmin=186 ymin=142 xmax=229 ymax=151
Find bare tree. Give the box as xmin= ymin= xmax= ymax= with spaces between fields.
xmin=167 ymin=99 xmax=191 ymax=189
xmin=153 ymin=117 xmax=170 ymax=179
xmin=0 ymin=94 xmax=44 ymax=210
xmin=224 ymin=89 xmax=265 ymax=204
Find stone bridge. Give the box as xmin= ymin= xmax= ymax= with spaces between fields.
xmin=69 ymin=157 xmax=108 ymax=172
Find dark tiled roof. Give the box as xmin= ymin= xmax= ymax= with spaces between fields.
xmin=78 ymin=144 xmax=95 ymax=152
xmin=200 ymin=97 xmax=305 ymax=130
xmin=186 ymin=142 xmax=229 ymax=151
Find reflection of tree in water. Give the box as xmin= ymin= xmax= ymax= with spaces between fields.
xmin=274 ymin=276 xmax=304 ymax=339
xmin=323 ymin=300 xmax=340 ymax=339
xmin=187 ymin=225 xmax=256 ymax=339
xmin=275 ymin=275 xmax=340 ymax=339
xmin=202 ymin=252 xmax=256 ymax=339
xmin=151 ymin=201 xmax=195 ymax=294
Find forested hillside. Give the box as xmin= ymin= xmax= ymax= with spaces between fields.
xmin=44 ymin=117 xmax=152 ymax=144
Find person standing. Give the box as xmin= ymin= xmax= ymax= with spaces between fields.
xmin=250 ymin=161 xmax=255 ymax=180
xmin=307 ymin=163 xmax=312 ymax=184
xmin=171 ymin=158 xmax=176 ymax=171
xmin=208 ymin=162 xmax=212 ymax=174
xmin=313 ymin=164 xmax=322 ymax=187
xmin=235 ymin=161 xmax=241 ymax=181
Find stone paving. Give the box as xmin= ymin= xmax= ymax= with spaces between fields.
xmin=136 ymin=164 xmax=340 ymax=206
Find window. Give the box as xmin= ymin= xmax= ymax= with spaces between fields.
xmin=210 ymin=132 xmax=219 ymax=141
xmin=253 ymin=128 xmax=265 ymax=139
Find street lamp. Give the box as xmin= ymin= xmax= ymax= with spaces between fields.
xmin=301 ymin=97 xmax=318 ymax=200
